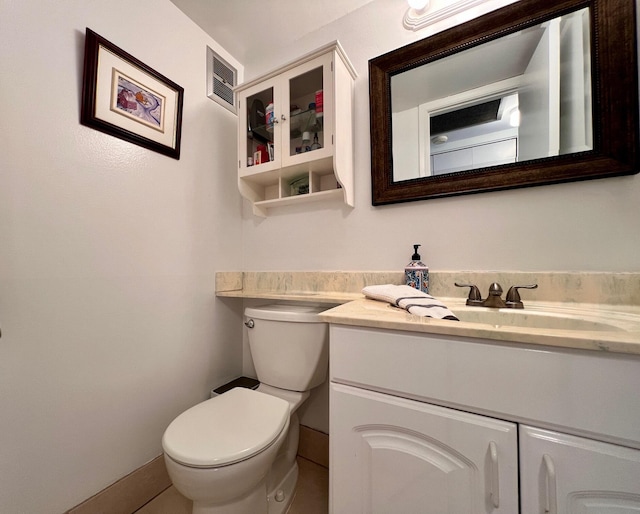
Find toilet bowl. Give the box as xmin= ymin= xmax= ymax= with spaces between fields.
xmin=163 ymin=387 xmax=290 ymax=514
xmin=162 ymin=303 xmax=331 ymax=514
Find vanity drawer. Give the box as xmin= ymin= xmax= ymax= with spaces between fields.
xmin=329 ymin=325 xmax=640 ymax=449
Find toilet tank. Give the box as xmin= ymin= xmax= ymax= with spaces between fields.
xmin=244 ymin=303 xmax=333 ymax=392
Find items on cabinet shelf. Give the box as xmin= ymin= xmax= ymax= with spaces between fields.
xmin=289 ymin=175 xmax=309 ymax=196
xmin=235 ymin=41 xmax=356 ymax=217
xmin=302 ymin=102 xmax=318 ymax=133
xmin=301 ymin=131 xmax=312 ymax=152
xmin=254 ymin=145 xmax=269 ymax=165
xmin=310 ymin=133 xmax=321 ymax=151
xmin=248 ymin=99 xmax=265 ymax=139
xmin=265 ymin=102 xmax=274 ymax=132
xmin=315 ymin=90 xmax=323 ymax=120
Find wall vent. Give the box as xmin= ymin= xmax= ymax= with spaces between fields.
xmin=207 ymin=47 xmax=237 ymax=114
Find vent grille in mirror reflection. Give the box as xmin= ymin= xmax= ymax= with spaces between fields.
xmin=431 ymin=99 xmax=501 ymax=134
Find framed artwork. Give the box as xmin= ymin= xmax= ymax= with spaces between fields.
xmin=81 ymin=28 xmax=184 ymax=159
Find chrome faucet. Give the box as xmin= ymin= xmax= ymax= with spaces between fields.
xmin=455 ymin=282 xmax=538 ymax=309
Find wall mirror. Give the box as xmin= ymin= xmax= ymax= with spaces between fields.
xmin=369 ymin=0 xmax=638 ymax=205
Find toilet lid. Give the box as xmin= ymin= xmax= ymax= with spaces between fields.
xmin=162 ymin=388 xmax=289 ymax=468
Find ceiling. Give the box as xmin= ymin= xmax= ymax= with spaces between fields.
xmin=392 ymin=25 xmax=543 ymax=111
xmin=170 ymin=0 xmax=378 ymax=64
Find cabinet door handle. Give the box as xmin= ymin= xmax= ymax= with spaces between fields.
xmin=281 ymin=114 xmax=287 ymax=121
xmin=489 ymin=441 xmax=500 ymax=508
xmin=543 ymin=454 xmax=557 ymax=514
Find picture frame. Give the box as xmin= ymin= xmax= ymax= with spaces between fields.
xmin=81 ymin=28 xmax=184 ymax=159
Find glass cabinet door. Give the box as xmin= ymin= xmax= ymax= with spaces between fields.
xmin=238 ymin=53 xmax=333 ymax=174
xmin=239 ymin=80 xmax=280 ymax=173
xmin=282 ymin=53 xmax=333 ymax=166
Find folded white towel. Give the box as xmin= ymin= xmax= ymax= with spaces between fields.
xmin=362 ymin=284 xmax=459 ymax=321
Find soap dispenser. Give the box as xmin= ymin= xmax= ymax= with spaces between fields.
xmin=405 ymin=244 xmax=429 ymax=294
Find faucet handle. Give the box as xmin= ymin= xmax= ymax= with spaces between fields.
xmin=487 ymin=282 xmax=503 ymax=296
xmin=455 ymin=282 xmax=483 ymax=306
xmin=505 ymin=284 xmax=538 ymax=309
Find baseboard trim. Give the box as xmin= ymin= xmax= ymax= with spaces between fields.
xmin=298 ymin=425 xmax=329 ymax=469
xmin=67 ymin=427 xmax=328 ymax=513
xmin=66 ymin=455 xmax=171 ymax=514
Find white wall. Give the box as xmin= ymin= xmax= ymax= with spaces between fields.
xmin=0 ymin=1 xmax=243 ymax=512
xmin=1 ymin=1 xmax=638 ymax=510
xmin=392 ymin=107 xmax=421 ymax=181
xmin=240 ymin=0 xmax=640 ymax=273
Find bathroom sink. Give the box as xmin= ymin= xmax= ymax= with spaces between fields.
xmin=454 ymin=308 xmax=623 ymax=332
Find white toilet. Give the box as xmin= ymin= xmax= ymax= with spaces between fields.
xmin=162 ymin=303 xmax=331 ymax=514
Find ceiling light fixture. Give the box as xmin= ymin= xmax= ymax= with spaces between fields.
xmin=403 ymin=0 xmax=432 ymax=31
xmin=403 ymin=0 xmax=504 ymax=32
xmin=407 ymin=0 xmax=430 ymax=11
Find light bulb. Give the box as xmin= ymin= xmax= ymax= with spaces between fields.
xmin=509 ymin=109 xmax=521 ymax=127
xmin=407 ymin=0 xmax=430 ymax=11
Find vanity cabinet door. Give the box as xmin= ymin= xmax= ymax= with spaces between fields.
xmin=330 ymin=383 xmax=519 ymax=514
xmin=520 ymin=425 xmax=640 ymax=513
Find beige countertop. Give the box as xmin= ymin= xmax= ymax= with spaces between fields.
xmin=319 ymin=298 xmax=640 ymax=356
xmin=216 ymin=270 xmax=640 ymax=355
xmin=216 ymin=288 xmax=360 ymax=305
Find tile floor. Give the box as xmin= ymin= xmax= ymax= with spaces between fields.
xmin=135 ymin=456 xmax=328 ymax=514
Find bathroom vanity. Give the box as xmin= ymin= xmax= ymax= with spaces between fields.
xmin=215 ymin=270 xmax=640 ymax=512
xmin=324 ymin=300 xmax=640 ymax=513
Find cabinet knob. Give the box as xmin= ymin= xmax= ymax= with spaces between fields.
xmin=281 ymin=114 xmax=287 ymax=121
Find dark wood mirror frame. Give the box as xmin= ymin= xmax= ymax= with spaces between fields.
xmin=369 ymin=0 xmax=638 ymax=205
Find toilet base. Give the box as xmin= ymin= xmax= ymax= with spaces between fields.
xmin=164 ymin=412 xmax=290 ymax=514
xmin=188 ymin=419 xmax=300 ymax=514
xmin=164 ymin=388 xmax=308 ymax=514
xmin=267 ymin=460 xmax=298 ymax=514
xmin=191 ymin=460 xmax=298 ymax=514
xmin=265 ymin=412 xmax=300 ymax=513
xmin=192 ymin=484 xmax=265 ymax=514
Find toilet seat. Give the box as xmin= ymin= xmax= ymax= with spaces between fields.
xmin=162 ymin=388 xmax=289 ymax=468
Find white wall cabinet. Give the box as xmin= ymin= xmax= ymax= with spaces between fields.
xmin=329 ymin=325 xmax=640 ymax=513
xmin=235 ymin=42 xmax=356 ymax=216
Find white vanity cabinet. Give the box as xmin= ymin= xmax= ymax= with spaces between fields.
xmin=331 ymin=383 xmax=519 ymax=513
xmin=235 ymin=42 xmax=356 ymax=217
xmin=329 ymin=325 xmax=640 ymax=513
xmin=520 ymin=426 xmax=640 ymax=513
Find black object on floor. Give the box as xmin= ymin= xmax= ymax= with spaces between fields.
xmin=213 ymin=376 xmax=260 ymax=396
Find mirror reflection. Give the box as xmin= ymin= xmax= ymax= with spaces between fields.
xmin=391 ymin=7 xmax=591 ymax=182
